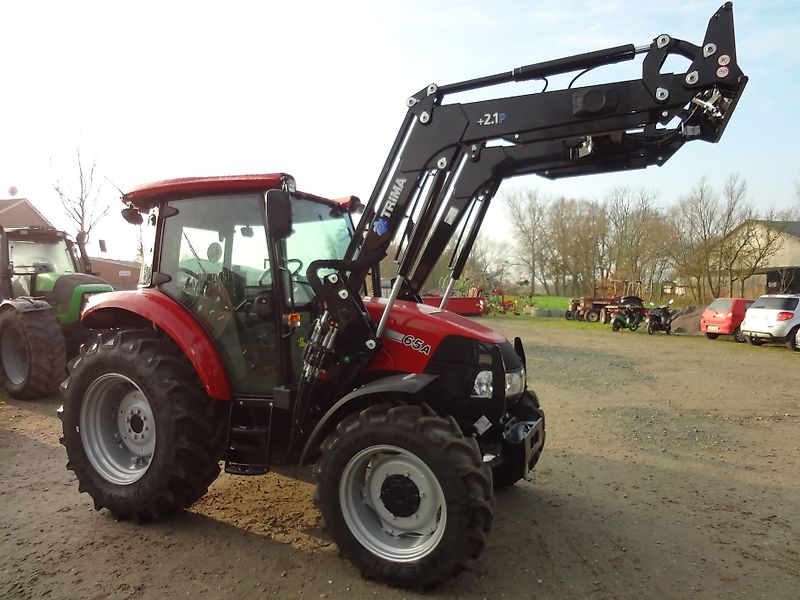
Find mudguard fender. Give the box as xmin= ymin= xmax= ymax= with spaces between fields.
xmin=298 ymin=372 xmax=439 ymax=466
xmin=81 ymin=289 xmax=232 ymax=400
xmin=0 ymin=297 xmax=53 ymax=313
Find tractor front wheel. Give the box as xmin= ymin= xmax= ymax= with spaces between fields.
xmin=314 ymin=403 xmax=494 ymax=588
xmin=0 ymin=308 xmax=66 ymax=399
xmin=59 ymin=330 xmax=226 ymax=521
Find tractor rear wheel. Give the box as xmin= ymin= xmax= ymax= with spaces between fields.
xmin=0 ymin=308 xmax=66 ymax=399
xmin=59 ymin=330 xmax=226 ymax=521
xmin=314 ymin=403 xmax=494 ymax=588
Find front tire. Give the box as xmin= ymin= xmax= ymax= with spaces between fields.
xmin=314 ymin=403 xmax=494 ymax=588
xmin=59 ymin=330 xmax=226 ymax=521
xmin=0 ymin=308 xmax=66 ymax=399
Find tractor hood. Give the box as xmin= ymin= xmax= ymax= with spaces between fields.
xmin=362 ymin=297 xmax=508 ymax=373
xmin=364 ymin=297 xmax=505 ymax=344
xmin=33 ymin=273 xmax=113 ymax=323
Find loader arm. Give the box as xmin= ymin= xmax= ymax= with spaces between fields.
xmin=342 ymin=3 xmax=745 ymax=303
xmin=300 ymin=2 xmax=745 ymax=405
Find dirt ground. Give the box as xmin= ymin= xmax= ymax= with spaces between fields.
xmin=1 ymin=319 xmax=798 ymax=600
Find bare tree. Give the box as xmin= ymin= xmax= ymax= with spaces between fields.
xmin=670 ymin=177 xmax=723 ymax=301
xmin=712 ymin=173 xmax=752 ymax=295
xmin=52 ymin=147 xmax=111 ymax=250
xmin=503 ymin=188 xmax=548 ymax=294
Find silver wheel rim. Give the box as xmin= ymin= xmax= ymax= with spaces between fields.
xmin=1 ymin=325 xmax=28 ymax=386
xmin=79 ymin=373 xmax=155 ymax=485
xmin=339 ymin=444 xmax=447 ymax=563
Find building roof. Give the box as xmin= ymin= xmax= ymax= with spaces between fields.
xmin=0 ymin=198 xmax=53 ymax=228
xmin=756 ymin=220 xmax=800 ymax=240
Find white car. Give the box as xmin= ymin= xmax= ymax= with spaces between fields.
xmin=740 ymin=294 xmax=800 ymax=351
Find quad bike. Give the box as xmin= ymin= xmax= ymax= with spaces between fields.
xmin=58 ymin=3 xmax=746 ymax=589
xmin=0 ymin=226 xmax=113 ymax=399
xmin=646 ymin=300 xmax=675 ymax=335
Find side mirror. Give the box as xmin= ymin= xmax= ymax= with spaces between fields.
xmin=122 ymin=206 xmax=144 ymax=225
xmin=266 ymin=189 xmax=292 ymax=239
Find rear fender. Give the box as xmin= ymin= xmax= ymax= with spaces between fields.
xmin=297 ymin=372 xmax=439 ymax=466
xmin=81 ymin=289 xmax=232 ymax=400
xmin=0 ymin=297 xmax=53 ymax=314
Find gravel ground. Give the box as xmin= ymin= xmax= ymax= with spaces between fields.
xmin=1 ymin=317 xmax=798 ymax=599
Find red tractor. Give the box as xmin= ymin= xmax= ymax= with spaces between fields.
xmin=58 ymin=4 xmax=745 ymax=588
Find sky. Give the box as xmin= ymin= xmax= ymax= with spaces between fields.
xmin=1 ymin=0 xmax=798 ymax=260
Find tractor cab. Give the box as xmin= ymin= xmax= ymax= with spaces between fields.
xmin=127 ymin=174 xmax=356 ymax=396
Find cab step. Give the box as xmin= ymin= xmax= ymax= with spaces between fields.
xmin=224 ymin=399 xmax=273 ymax=476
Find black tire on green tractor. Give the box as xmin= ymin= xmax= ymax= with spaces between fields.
xmin=59 ymin=330 xmax=227 ymax=521
xmin=491 ymin=392 xmax=545 ymax=489
xmin=314 ymin=403 xmax=495 ymax=589
xmin=0 ymin=308 xmax=67 ymax=399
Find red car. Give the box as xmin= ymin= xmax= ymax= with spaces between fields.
xmin=700 ymin=297 xmax=754 ymax=343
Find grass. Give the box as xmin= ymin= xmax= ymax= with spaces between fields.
xmin=521 ymin=296 xmax=571 ymax=311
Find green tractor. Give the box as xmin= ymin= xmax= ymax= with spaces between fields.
xmin=0 ymin=226 xmax=114 ymax=399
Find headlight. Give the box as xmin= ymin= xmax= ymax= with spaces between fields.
xmin=505 ymin=368 xmax=525 ymax=397
xmin=472 ymin=367 xmax=526 ymax=398
xmin=472 ymin=370 xmax=493 ymax=398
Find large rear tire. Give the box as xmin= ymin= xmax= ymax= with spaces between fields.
xmin=59 ymin=330 xmax=226 ymax=521
xmin=0 ymin=308 xmax=66 ymax=399
xmin=314 ymin=403 xmax=494 ymax=588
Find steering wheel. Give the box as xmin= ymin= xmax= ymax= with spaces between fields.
xmin=176 ymin=267 xmax=203 ymax=292
xmin=287 ymin=258 xmax=303 ymax=277
xmin=257 ymin=259 xmax=304 ymax=287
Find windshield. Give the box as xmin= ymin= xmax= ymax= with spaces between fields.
xmin=8 ymin=237 xmax=77 ymax=274
xmin=285 ymin=198 xmax=353 ymax=278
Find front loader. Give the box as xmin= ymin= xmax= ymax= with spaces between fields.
xmin=58 ymin=4 xmax=746 ymax=588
